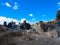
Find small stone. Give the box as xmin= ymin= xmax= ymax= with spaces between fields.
xmin=50 ymin=41 xmax=53 ymax=43
xmin=36 ymin=37 xmax=38 ymax=40
xmin=44 ymin=39 xmax=47 ymax=41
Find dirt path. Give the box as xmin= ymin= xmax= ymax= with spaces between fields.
xmin=1 ymin=36 xmax=60 ymax=45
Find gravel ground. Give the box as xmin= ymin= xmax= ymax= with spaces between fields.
xmin=0 ymin=30 xmax=60 ymax=45
xmin=1 ymin=36 xmax=60 ymax=45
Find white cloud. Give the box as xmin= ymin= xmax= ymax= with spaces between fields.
xmin=20 ymin=18 xmax=35 ymax=24
xmin=2 ymin=2 xmax=19 ymax=10
xmin=0 ymin=16 xmax=33 ymax=25
xmin=5 ymin=2 xmax=11 ymax=7
xmin=20 ymin=18 xmax=26 ymax=23
xmin=58 ymin=2 xmax=60 ymax=5
xmin=29 ymin=14 xmax=33 ymax=17
xmin=20 ymin=18 xmax=29 ymax=23
xmin=0 ymin=16 xmax=19 ymax=25
xmin=13 ymin=5 xmax=18 ymax=10
xmin=13 ymin=2 xmax=18 ymax=10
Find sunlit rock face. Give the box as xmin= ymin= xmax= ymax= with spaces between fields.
xmin=56 ymin=10 xmax=60 ymax=20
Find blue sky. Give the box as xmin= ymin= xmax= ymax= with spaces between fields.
xmin=0 ymin=0 xmax=60 ymax=24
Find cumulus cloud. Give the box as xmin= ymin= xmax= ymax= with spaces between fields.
xmin=2 ymin=2 xmax=19 ymax=10
xmin=20 ymin=18 xmax=34 ymax=24
xmin=13 ymin=5 xmax=18 ymax=10
xmin=12 ymin=2 xmax=19 ymax=10
xmin=20 ymin=18 xmax=26 ymax=23
xmin=29 ymin=14 xmax=33 ymax=17
xmin=0 ymin=16 xmax=19 ymax=25
xmin=20 ymin=18 xmax=29 ymax=23
xmin=13 ymin=2 xmax=18 ymax=10
xmin=58 ymin=2 xmax=60 ymax=5
xmin=0 ymin=16 xmax=31 ymax=25
xmin=5 ymin=2 xmax=11 ymax=7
